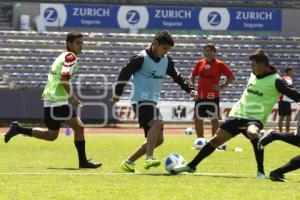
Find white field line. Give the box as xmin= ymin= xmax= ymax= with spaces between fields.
xmin=0 ymin=172 xmax=299 ymax=176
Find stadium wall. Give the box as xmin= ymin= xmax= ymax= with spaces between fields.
xmin=282 ymin=9 xmax=300 ymax=35
xmin=115 ymin=101 xmax=300 ymax=123
xmin=0 ymin=88 xmax=115 ymax=125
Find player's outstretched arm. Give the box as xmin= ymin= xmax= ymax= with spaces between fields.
xmin=61 ymin=76 xmax=82 ymax=107
xmin=275 ymin=78 xmax=300 ymax=102
xmin=112 ymin=55 xmax=144 ymax=102
xmin=166 ymin=56 xmax=194 ymax=94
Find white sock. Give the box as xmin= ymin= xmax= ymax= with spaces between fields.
xmin=146 ymin=156 xmax=153 ymax=161
xmin=125 ymin=160 xmax=133 ymax=164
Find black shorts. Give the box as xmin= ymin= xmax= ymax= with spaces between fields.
xmin=278 ymin=101 xmax=292 ymax=116
xmin=44 ymin=105 xmax=77 ymax=131
xmin=132 ymin=101 xmax=163 ymax=137
xmin=220 ymin=117 xmax=263 ymax=137
xmin=195 ymin=98 xmax=220 ymax=119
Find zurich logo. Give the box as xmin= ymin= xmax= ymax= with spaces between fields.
xmin=44 ymin=7 xmax=58 ymax=23
xmin=207 ymin=11 xmax=221 ymax=26
xmin=126 ymin=10 xmax=140 ymax=25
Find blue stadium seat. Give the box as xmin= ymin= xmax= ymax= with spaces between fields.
xmin=0 ymin=31 xmax=299 ymax=102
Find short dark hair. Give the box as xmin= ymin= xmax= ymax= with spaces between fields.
xmin=66 ymin=31 xmax=83 ymax=44
xmin=204 ymin=43 xmax=216 ymax=52
xmin=285 ymin=66 xmax=293 ymax=73
xmin=153 ymin=30 xmax=174 ymax=46
xmin=249 ymin=49 xmax=269 ymax=66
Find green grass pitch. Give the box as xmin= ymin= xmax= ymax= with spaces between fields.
xmin=0 ymin=133 xmax=299 ymax=200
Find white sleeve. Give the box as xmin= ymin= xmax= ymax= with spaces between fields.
xmin=61 ymin=53 xmax=77 ymax=79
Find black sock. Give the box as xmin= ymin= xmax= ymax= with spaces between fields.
xmin=271 ymin=132 xmax=300 ymax=147
xmin=273 ymin=155 xmax=300 ymax=175
xmin=74 ymin=140 xmax=87 ymax=163
xmin=17 ymin=125 xmax=32 ymax=136
xmin=251 ymin=138 xmax=264 ymax=174
xmin=188 ymin=143 xmax=216 ymax=169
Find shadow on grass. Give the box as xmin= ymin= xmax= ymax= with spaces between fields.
xmin=137 ymin=172 xmax=253 ymax=179
xmin=137 ymin=172 xmax=174 ymax=177
xmin=191 ymin=174 xmax=252 ymax=179
xmin=47 ymin=167 xmax=80 ymax=171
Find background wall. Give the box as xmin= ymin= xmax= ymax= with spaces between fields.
xmin=0 ymin=88 xmax=115 ymax=124
xmin=282 ymin=8 xmax=300 ymax=36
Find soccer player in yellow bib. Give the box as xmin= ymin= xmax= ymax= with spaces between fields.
xmin=4 ymin=32 xmax=101 ymax=169
xmin=173 ymin=49 xmax=300 ymax=179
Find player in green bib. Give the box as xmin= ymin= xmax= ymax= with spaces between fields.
xmin=4 ymin=32 xmax=101 ymax=169
xmin=173 ymin=49 xmax=300 ymax=179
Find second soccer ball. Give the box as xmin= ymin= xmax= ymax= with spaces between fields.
xmin=185 ymin=127 xmax=194 ymax=135
xmin=194 ymin=138 xmax=207 ymax=150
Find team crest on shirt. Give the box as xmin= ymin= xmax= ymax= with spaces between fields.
xmin=205 ymin=64 xmax=210 ymax=70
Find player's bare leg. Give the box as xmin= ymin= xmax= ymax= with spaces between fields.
xmin=4 ymin=121 xmax=59 ymax=143
xmin=127 ymin=132 xmax=163 ymax=163
xmin=278 ymin=115 xmax=284 ymax=132
xmin=121 ymin=131 xmax=163 ymax=172
xmin=194 ymin=118 xmax=204 ymax=138
xmin=285 ymin=115 xmax=291 ymax=133
xmin=145 ymin=120 xmax=163 ymax=158
xmin=211 ymin=118 xmax=219 ymax=137
xmin=67 ymin=116 xmax=84 ymax=141
xmin=32 ymin=128 xmax=59 ymax=141
xmin=128 ymin=133 xmax=164 ymax=162
xmin=140 ymin=120 xmax=164 ymax=170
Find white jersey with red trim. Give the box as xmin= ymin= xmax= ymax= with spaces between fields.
xmin=42 ymin=51 xmax=78 ymax=102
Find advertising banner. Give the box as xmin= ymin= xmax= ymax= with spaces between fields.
xmin=115 ymin=101 xmax=299 ymax=123
xmin=40 ymin=4 xmax=282 ymax=31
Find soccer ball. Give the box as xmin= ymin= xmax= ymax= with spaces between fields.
xmin=217 ymin=143 xmax=227 ymax=151
xmin=194 ymin=138 xmax=207 ymax=150
xmin=185 ymin=127 xmax=194 ymax=135
xmin=164 ymin=153 xmax=186 ymax=172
